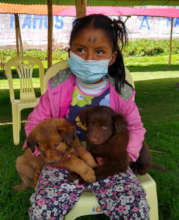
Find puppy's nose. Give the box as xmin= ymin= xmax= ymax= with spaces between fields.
xmin=88 ymin=136 xmax=99 ymax=144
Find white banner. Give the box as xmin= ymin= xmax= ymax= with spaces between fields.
xmin=0 ymin=14 xmax=179 ymax=49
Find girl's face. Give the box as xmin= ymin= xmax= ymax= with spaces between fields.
xmin=70 ymin=26 xmax=117 ymax=66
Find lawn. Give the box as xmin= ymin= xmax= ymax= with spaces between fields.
xmin=0 ymin=58 xmax=179 ymax=220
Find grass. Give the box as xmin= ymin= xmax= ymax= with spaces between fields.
xmin=0 ymin=56 xmax=179 ymax=220
xmin=134 ymin=77 xmax=179 ymax=220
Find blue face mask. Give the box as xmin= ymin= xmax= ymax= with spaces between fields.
xmin=68 ymin=51 xmax=111 ymax=84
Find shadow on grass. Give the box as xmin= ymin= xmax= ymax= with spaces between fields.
xmin=127 ymin=64 xmax=179 ymax=72
xmin=0 ymin=88 xmax=40 ymax=123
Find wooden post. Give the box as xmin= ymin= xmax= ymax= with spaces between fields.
xmin=47 ymin=0 xmax=53 ymax=68
xmin=75 ymin=0 xmax=87 ymax=18
xmin=168 ymin=17 xmax=174 ymax=66
xmin=14 ymin=13 xmax=23 ymax=57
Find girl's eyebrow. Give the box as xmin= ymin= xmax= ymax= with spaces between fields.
xmin=95 ymin=46 xmax=108 ymax=50
xmin=73 ymin=43 xmax=86 ymax=48
xmin=73 ymin=43 xmax=110 ymax=50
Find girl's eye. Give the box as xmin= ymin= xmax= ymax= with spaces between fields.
xmin=102 ymin=126 xmax=108 ymax=130
xmin=96 ymin=49 xmax=105 ymax=55
xmin=77 ymin=47 xmax=85 ymax=53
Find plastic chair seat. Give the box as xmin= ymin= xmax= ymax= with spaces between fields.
xmin=65 ymin=173 xmax=158 ymax=220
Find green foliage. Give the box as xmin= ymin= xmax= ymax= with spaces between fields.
xmin=0 ymin=49 xmax=68 ymax=64
xmin=124 ymin=39 xmax=179 ymax=56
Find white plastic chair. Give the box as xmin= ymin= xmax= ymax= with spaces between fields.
xmin=125 ymin=66 xmax=135 ymax=88
xmin=4 ymin=56 xmax=44 ymax=145
xmin=42 ymin=60 xmax=68 ymax=94
xmin=44 ymin=62 xmax=158 ymax=220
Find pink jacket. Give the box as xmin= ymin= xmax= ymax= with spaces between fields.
xmin=24 ymin=73 xmax=146 ymax=161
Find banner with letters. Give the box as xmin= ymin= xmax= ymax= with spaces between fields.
xmin=0 ymin=14 xmax=178 ymax=49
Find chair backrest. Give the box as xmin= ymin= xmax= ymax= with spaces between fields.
xmin=125 ymin=67 xmax=135 ymax=88
xmin=43 ymin=61 xmax=134 ymax=93
xmin=4 ymin=56 xmax=44 ymax=102
xmin=43 ymin=60 xmax=68 ymax=94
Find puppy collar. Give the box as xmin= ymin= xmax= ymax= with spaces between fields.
xmin=33 ymin=146 xmax=41 ymax=157
xmin=65 ymin=153 xmax=72 ymax=160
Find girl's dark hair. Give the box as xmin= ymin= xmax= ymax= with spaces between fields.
xmin=69 ymin=14 xmax=131 ymax=93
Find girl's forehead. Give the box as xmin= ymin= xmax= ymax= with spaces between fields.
xmin=71 ymin=27 xmax=112 ymax=47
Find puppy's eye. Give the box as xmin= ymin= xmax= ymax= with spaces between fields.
xmin=61 ymin=138 xmax=65 ymax=143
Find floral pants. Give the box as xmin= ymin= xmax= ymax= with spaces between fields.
xmin=29 ymin=166 xmax=149 ymax=220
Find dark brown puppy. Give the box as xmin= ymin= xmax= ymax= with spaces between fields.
xmin=14 ymin=118 xmax=97 ymax=190
xmin=79 ymin=106 xmax=130 ymax=180
xmin=78 ymin=106 xmax=153 ymax=180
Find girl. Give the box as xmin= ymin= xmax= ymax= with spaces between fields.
xmin=26 ymin=14 xmax=149 ymax=219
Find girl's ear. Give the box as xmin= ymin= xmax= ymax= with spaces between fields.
xmin=109 ymin=51 xmax=118 ymax=66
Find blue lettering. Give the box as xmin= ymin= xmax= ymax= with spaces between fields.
xmin=10 ymin=14 xmax=15 ymax=29
xmin=174 ymin=18 xmax=179 ymax=27
xmin=167 ymin=17 xmax=171 ymax=26
xmin=54 ymin=16 xmax=64 ymax=29
xmin=22 ymin=15 xmax=32 ymax=29
xmin=44 ymin=16 xmax=48 ymax=29
xmin=139 ymin=16 xmax=150 ymax=30
xmin=33 ymin=15 xmax=43 ymax=29
xmin=167 ymin=18 xmax=179 ymax=28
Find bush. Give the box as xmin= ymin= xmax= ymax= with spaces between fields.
xmin=123 ymin=39 xmax=179 ymax=57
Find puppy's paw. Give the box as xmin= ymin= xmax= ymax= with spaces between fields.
xmin=81 ymin=167 xmax=96 ymax=183
xmin=83 ymin=152 xmax=97 ymax=168
xmin=33 ymin=170 xmax=41 ymax=187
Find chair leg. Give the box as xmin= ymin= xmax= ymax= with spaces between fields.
xmin=12 ymin=105 xmax=20 ymax=145
xmin=137 ymin=174 xmax=159 ymax=220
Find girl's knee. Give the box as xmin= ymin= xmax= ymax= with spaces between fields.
xmin=29 ymin=202 xmax=64 ymax=220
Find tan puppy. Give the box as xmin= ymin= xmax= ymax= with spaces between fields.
xmin=14 ymin=118 xmax=97 ymax=190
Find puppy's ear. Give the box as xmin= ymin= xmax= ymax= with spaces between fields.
xmin=27 ymin=136 xmax=38 ymax=153
xmin=112 ymin=114 xmax=127 ymax=133
xmin=62 ymin=130 xmax=76 ymax=145
xmin=78 ymin=108 xmax=91 ymax=126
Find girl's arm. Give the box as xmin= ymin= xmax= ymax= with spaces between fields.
xmin=119 ymin=90 xmax=146 ymax=162
xmin=24 ymin=91 xmax=52 ymax=137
